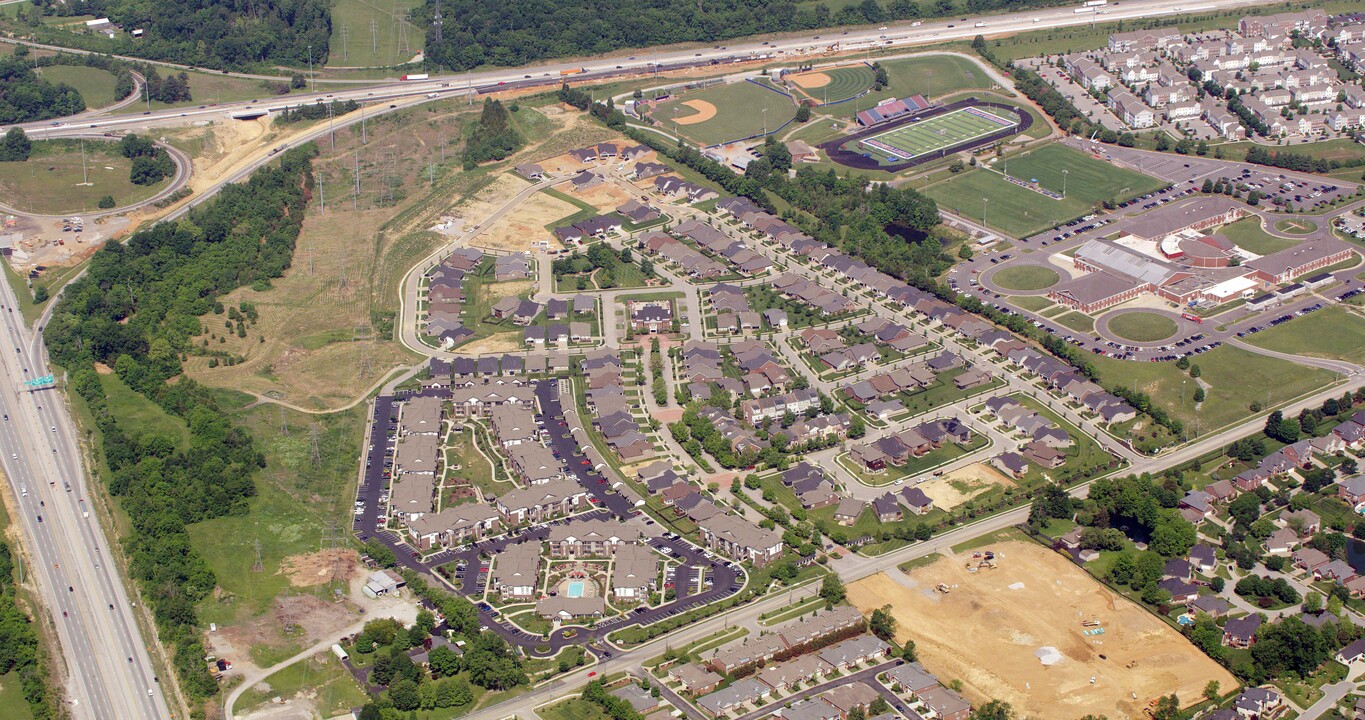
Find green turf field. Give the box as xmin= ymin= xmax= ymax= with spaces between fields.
xmin=822 ymin=54 xmax=995 ymax=120
xmin=862 ymin=106 xmax=1017 ymax=160
xmin=789 ymin=64 xmax=874 ymax=104
xmin=924 ymin=144 xmax=1166 ymax=238
xmin=326 ymin=0 xmax=424 ymax=68
xmin=651 ymin=81 xmax=796 ymax=146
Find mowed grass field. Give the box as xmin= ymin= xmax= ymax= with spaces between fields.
xmin=863 ymin=106 xmax=1017 ymax=159
xmin=37 ymin=65 xmax=122 ymax=107
xmin=993 ymin=264 xmax=1059 ymax=291
xmin=1091 ymin=345 xmax=1336 ymax=433
xmin=327 ymin=0 xmax=424 ymax=68
xmin=789 ymin=64 xmax=874 ymax=104
xmin=822 ymin=54 xmax=995 ymax=120
xmin=1108 ymin=312 xmax=1177 ymax=343
xmin=924 ymin=144 xmax=1166 ymax=237
xmin=0 ymin=140 xmax=169 ymax=214
xmin=651 ymin=81 xmax=795 ymax=146
xmin=1218 ymin=217 xmax=1298 ymax=256
xmin=1243 ymin=306 xmax=1365 ymax=364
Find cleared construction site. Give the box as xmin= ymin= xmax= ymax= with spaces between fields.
xmin=847 ymin=540 xmax=1236 ymax=719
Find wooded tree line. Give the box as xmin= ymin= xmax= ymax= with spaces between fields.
xmin=421 ymin=0 xmax=1073 ymax=70
xmin=0 ymin=52 xmax=85 ymax=123
xmin=32 ymin=0 xmax=331 ymax=70
xmin=44 ymin=145 xmax=318 ymax=700
xmin=0 ymin=541 xmax=59 ymax=719
xmin=276 ymin=99 xmax=360 ymax=124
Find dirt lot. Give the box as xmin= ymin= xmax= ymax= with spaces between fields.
xmin=847 ymin=541 xmax=1236 ymax=718
xmin=916 ymin=462 xmax=1013 ymax=510
xmin=278 ymin=549 xmax=359 ymax=588
xmin=569 ymin=181 xmax=634 ymax=211
xmin=475 ymin=186 xmax=579 ymax=251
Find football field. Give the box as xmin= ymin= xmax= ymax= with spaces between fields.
xmin=861 ymin=106 xmax=1018 ymax=160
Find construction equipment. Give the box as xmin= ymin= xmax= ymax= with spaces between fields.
xmin=977 ymin=558 xmax=997 ymax=570
xmin=1081 ymin=620 xmax=1102 ymax=627
xmin=936 ymin=583 xmax=950 ymax=594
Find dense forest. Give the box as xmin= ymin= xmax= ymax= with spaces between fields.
xmin=32 ymin=0 xmax=330 ymax=69
xmin=45 ymin=145 xmax=318 ymax=700
xmin=0 ymin=53 xmax=85 ymax=123
xmin=423 ymin=0 xmax=1072 ymax=70
xmin=0 ymin=540 xmax=59 ymax=719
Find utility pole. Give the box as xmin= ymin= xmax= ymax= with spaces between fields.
xmin=80 ymin=137 xmax=88 ymax=185
xmin=328 ymin=102 xmax=335 ymax=150
xmin=307 ymin=45 xmax=315 ymax=94
xmin=354 ymin=151 xmax=361 ymax=211
xmin=341 ymin=24 xmax=349 ymax=63
xmin=318 ymin=168 xmax=326 ymax=213
xmin=1062 ymin=168 xmax=1069 ymax=198
xmin=360 ymin=102 xmax=367 ymax=144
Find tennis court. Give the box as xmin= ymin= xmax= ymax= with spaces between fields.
xmin=861 ymin=106 xmax=1018 ymax=160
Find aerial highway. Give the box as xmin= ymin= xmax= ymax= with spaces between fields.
xmin=0 ymin=269 xmax=169 ymax=720
xmin=7 ymin=0 xmax=1282 ymax=146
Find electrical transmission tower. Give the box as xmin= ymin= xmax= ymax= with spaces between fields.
xmin=433 ymin=0 xmax=443 ymax=43
xmin=341 ymin=24 xmax=349 ymax=63
xmin=252 ymin=538 xmax=264 ymax=573
xmin=309 ymin=423 xmax=323 ymax=468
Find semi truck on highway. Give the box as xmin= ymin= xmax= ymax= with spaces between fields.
xmin=1084 ymin=0 xmax=1108 ymax=5
xmin=560 ymin=68 xmax=587 ymax=76
xmin=400 ymin=73 xmax=429 ymax=81
xmin=79 ymin=499 xmax=88 ymax=518
xmin=1074 ymin=6 xmax=1095 ymax=12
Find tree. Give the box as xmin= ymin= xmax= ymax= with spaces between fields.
xmin=820 ymin=573 xmax=846 ymax=606
xmin=870 ymin=697 xmax=890 ymax=715
xmin=869 ymin=604 xmax=896 ymax=641
xmin=1188 ymin=364 xmax=1201 ymax=378
xmin=1203 ymin=680 xmax=1220 ymax=701
xmin=1193 ymin=388 xmax=1205 ymax=403
xmin=32 ymin=285 xmax=48 ymax=304
xmin=971 ymin=700 xmax=1016 ymax=720
xmin=0 ymin=128 xmax=31 ymax=162
xmin=1151 ymin=694 xmax=1185 ymax=720
xmin=389 ymin=678 xmax=421 ymax=711
xmin=796 ymin=105 xmax=811 ymax=123
xmin=958 ymin=244 xmax=973 ymax=259
xmin=428 ymin=645 xmax=462 ymax=678
xmin=97 ymin=194 xmax=116 ymax=209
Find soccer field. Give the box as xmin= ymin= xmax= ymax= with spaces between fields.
xmin=861 ymin=107 xmax=1017 ymax=160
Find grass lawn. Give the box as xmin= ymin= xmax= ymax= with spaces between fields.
xmin=538 ymin=698 xmax=612 ymax=720
xmin=235 ymin=652 xmax=368 ymax=716
xmin=0 ymin=139 xmax=169 ymax=214
xmin=448 ymin=425 xmax=515 ymax=500
xmin=993 ymin=265 xmax=1059 ymax=291
xmin=1243 ymin=306 xmax=1365 ymax=364
xmin=1090 ymin=345 xmax=1337 ymax=434
xmin=1218 ymin=217 xmax=1298 ymax=256
xmin=894 ymin=367 xmax=1004 ymax=417
xmin=327 ymin=0 xmax=424 ymax=68
xmin=924 ymin=144 xmax=1164 ymax=237
xmin=38 ymin=64 xmax=122 ymax=107
xmin=1053 ymin=311 xmax=1095 ymax=334
xmin=100 ymin=372 xmax=191 ymax=448
xmin=112 ymin=70 xmax=279 ymax=112
xmin=3 ymin=260 xmax=83 ymax=325
xmin=1108 ymin=312 xmax=1177 ymax=343
xmin=820 ymin=54 xmax=996 ymax=121
xmin=0 ymin=672 xmax=35 ymax=720
xmin=1273 ymin=218 xmax=1318 ymax=235
xmin=649 ymin=80 xmax=796 ymax=146
xmin=788 ymin=64 xmax=875 ymax=105
xmin=1009 ymin=295 xmax=1054 ymax=312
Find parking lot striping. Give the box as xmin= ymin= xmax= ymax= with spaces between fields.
xmin=862 ymin=106 xmax=1018 ymax=160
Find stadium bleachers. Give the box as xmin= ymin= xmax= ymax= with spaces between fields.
xmin=855 ymin=95 xmax=929 ymax=126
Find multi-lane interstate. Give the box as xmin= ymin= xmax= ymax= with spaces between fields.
xmin=0 ymin=0 xmax=1295 ymax=717
xmin=0 ymin=275 xmax=168 ymax=719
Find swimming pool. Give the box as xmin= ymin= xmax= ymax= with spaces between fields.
xmin=567 ymin=581 xmax=586 ymax=598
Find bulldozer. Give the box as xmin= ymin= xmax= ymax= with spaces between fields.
xmin=936 ymin=583 xmax=951 ymax=594
xmin=977 ymin=558 xmax=997 ymax=570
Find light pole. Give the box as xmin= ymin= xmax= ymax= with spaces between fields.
xmin=1062 ymin=168 xmax=1069 ymax=198
xmin=982 ymin=197 xmax=988 ymax=227
xmin=307 ymin=45 xmax=314 ymax=94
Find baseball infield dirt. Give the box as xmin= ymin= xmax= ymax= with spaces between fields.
xmin=847 ymin=541 xmax=1236 ymax=718
xmin=675 ymin=100 xmax=718 ymax=125
xmin=790 ymin=72 xmax=831 ymax=89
